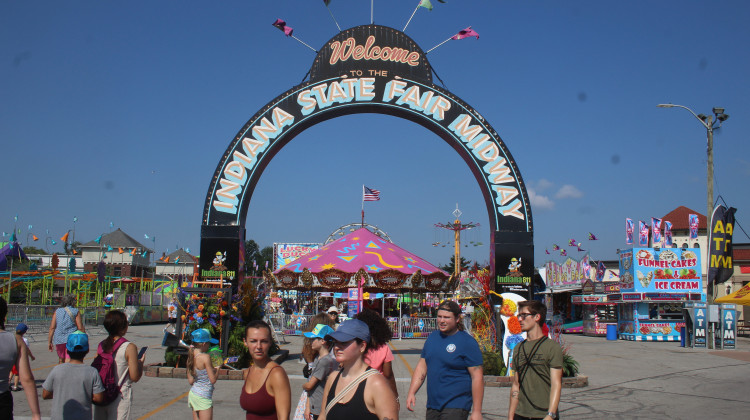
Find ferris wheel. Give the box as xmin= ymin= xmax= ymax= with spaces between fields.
xmin=324 ymin=223 xmax=392 ymax=244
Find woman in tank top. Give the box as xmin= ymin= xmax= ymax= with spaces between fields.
xmin=239 ymin=320 xmax=291 ymax=420
xmin=94 ymin=310 xmax=146 ymax=420
xmin=0 ymin=296 xmax=41 ymax=419
xmin=48 ymin=295 xmax=85 ymax=364
xmin=319 ymin=319 xmax=398 ymax=420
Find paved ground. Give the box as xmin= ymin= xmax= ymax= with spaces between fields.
xmin=12 ymin=323 xmax=750 ymax=419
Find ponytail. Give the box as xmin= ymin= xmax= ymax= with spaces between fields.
xmin=187 ymin=347 xmax=196 ymax=375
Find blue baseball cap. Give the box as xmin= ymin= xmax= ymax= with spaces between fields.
xmin=304 ymin=324 xmax=335 ymax=339
xmin=67 ymin=331 xmax=89 ymax=352
xmin=15 ymin=323 xmax=28 ymax=333
xmin=325 ymin=319 xmax=370 ymax=343
xmin=191 ymin=328 xmax=219 ymax=344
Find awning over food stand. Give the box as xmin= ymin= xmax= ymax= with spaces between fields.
xmin=715 ymin=283 xmax=750 ymax=305
xmin=267 ymin=228 xmax=452 ymax=292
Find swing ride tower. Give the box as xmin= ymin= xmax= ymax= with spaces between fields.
xmin=434 ymin=205 xmax=479 ymax=278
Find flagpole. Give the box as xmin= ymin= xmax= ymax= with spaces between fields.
xmin=361 ymin=185 xmax=365 ymax=228
xmin=425 ymin=36 xmax=452 ymax=54
xmin=326 ymin=5 xmax=342 ymax=32
xmin=291 ymin=35 xmax=318 ymax=53
xmin=371 ymin=0 xmax=374 ymax=24
xmin=403 ymin=1 xmax=421 ymax=31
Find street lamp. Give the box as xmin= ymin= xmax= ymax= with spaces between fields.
xmin=657 ymin=103 xmax=729 ymax=348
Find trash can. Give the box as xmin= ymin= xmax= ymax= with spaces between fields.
xmin=680 ymin=327 xmax=686 ymax=347
xmin=606 ymin=324 xmax=618 ymax=341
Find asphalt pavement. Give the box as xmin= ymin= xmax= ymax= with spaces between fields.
xmin=11 ymin=322 xmax=750 ymax=419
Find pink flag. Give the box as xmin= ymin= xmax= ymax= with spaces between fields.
xmin=689 ymin=214 xmax=699 ymax=239
xmin=625 ymin=218 xmax=634 ymax=245
xmin=639 ymin=221 xmax=649 ymax=246
xmin=272 ymin=19 xmax=294 ymax=37
xmin=664 ymin=221 xmax=673 ymax=246
xmin=651 ymin=217 xmax=662 ymax=245
xmin=451 ymin=26 xmax=480 ymax=40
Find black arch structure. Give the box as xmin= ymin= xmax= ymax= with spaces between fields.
xmin=200 ymin=25 xmax=534 ymax=295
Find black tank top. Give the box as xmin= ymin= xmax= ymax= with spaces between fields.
xmin=325 ymin=369 xmax=379 ymax=420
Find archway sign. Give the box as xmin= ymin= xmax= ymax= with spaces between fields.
xmin=200 ymin=25 xmax=534 ymax=296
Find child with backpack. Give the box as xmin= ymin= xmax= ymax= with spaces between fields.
xmin=9 ymin=323 xmax=35 ymax=392
xmin=93 ymin=310 xmax=145 ymax=420
xmin=42 ymin=331 xmax=105 ymax=420
xmin=187 ymin=328 xmax=218 ymax=420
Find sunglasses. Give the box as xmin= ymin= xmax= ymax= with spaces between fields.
xmin=517 ymin=313 xmax=535 ymax=320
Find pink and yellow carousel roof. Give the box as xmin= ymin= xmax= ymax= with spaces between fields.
xmin=268 ymin=228 xmax=451 ymax=291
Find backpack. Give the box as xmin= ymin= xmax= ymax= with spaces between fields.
xmin=91 ymin=337 xmax=128 ymax=406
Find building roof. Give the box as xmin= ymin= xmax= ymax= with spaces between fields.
xmin=734 ymin=246 xmax=750 ymax=262
xmin=157 ymin=248 xmax=198 ymax=264
xmin=662 ymin=206 xmax=707 ymax=230
xmin=79 ymin=228 xmax=150 ymax=251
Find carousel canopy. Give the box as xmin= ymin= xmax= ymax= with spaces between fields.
xmin=268 ymin=228 xmax=452 ymax=292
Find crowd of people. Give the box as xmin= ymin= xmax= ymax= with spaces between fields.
xmin=1 ymin=294 xmax=563 ymax=420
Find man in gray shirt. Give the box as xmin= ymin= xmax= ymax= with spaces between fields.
xmin=42 ymin=332 xmax=105 ymax=420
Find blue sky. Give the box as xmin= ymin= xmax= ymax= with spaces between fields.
xmin=2 ymin=1 xmax=750 ymax=269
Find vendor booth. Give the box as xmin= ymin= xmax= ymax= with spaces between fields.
xmin=614 ymin=248 xmax=705 ymax=341
xmin=573 ymin=280 xmax=620 ymax=336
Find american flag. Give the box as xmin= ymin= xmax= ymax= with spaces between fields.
xmin=363 ymin=186 xmax=381 ymax=201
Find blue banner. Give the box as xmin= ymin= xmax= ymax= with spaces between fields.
xmin=721 ymin=304 xmax=736 ymax=349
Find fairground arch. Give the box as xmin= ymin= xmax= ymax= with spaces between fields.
xmin=200 ymin=25 xmax=534 ymax=294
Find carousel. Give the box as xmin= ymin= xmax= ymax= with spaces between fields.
xmin=265 ymin=227 xmax=454 ymax=294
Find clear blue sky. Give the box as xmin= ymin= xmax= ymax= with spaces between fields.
xmin=3 ymin=1 xmax=750 ymax=269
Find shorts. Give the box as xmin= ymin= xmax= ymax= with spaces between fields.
xmin=168 ymin=318 xmax=177 ymax=324
xmin=0 ymin=391 xmax=12 ymax=420
xmin=426 ymin=408 xmax=470 ymax=420
xmin=188 ymin=390 xmax=213 ymax=411
xmin=55 ymin=343 xmax=69 ymax=359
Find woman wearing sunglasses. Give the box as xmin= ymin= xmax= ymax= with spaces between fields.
xmin=319 ymin=319 xmax=398 ymax=420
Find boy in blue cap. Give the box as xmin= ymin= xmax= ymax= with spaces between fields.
xmin=43 ymin=331 xmax=105 ymax=420
xmin=302 ymin=324 xmax=337 ymax=420
xmin=9 ymin=323 xmax=35 ymax=391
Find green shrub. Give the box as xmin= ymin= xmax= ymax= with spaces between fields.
xmin=482 ymin=350 xmax=507 ymax=376
xmin=562 ymin=353 xmax=579 ymax=377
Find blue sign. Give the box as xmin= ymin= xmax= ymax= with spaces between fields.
xmin=721 ymin=304 xmax=736 ymax=350
xmin=418 ymin=319 xmax=424 ymax=330
xmin=693 ymin=302 xmax=707 ymax=348
xmin=347 ymin=301 xmax=360 ymax=318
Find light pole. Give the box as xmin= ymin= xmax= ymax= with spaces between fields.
xmin=657 ymin=103 xmax=728 ymax=348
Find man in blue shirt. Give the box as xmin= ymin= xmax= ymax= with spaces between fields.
xmin=406 ymin=300 xmax=484 ymax=420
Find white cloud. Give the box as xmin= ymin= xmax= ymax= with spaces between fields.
xmin=536 ymin=178 xmax=554 ymax=192
xmin=529 ymin=188 xmax=555 ymax=210
xmin=555 ymin=184 xmax=584 ymax=199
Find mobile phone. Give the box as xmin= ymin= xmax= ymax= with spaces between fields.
xmin=138 ymin=346 xmax=148 ymax=358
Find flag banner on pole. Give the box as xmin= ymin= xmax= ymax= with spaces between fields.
xmin=363 ymin=186 xmax=381 ymax=201
xmin=664 ymin=221 xmax=673 ymax=246
xmin=596 ymin=261 xmax=606 ymax=281
xmin=625 ymin=218 xmax=634 ymax=245
xmin=419 ymin=0 xmax=433 ymax=11
xmin=689 ymin=214 xmax=699 ymax=239
xmin=651 ymin=217 xmax=662 ymax=245
xmin=708 ymin=205 xmax=737 ymax=285
xmin=638 ymin=221 xmax=649 ymax=247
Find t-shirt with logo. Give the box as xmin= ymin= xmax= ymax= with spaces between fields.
xmin=511 ymin=337 xmax=563 ymax=418
xmin=421 ymin=329 xmax=482 ymax=411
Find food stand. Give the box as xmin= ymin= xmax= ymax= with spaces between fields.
xmin=613 ymin=248 xmax=705 ymax=341
xmin=573 ymin=280 xmax=620 ymax=336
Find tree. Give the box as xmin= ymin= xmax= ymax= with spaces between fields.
xmin=22 ymin=246 xmax=47 ymax=255
xmin=244 ymin=240 xmax=274 ymax=274
xmin=64 ymin=241 xmax=82 ymax=255
xmin=441 ymin=255 xmax=472 ymax=275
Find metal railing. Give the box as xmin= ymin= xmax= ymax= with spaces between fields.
xmin=266 ymin=313 xmax=446 ymax=339
xmin=5 ymin=304 xmax=107 ymax=341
